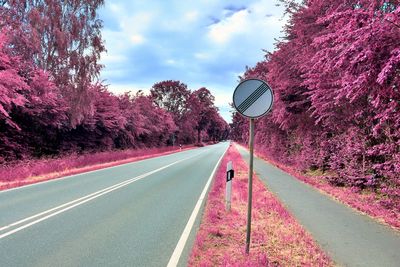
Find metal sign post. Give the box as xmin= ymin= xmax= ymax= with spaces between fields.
xmin=232 ymin=79 xmax=273 ymax=254
xmin=246 ymin=118 xmax=255 ymax=253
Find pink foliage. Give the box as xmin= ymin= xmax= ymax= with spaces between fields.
xmin=0 ymin=27 xmax=227 ymax=167
xmin=250 ymin=145 xmax=400 ymax=230
xmin=0 ymin=29 xmax=29 ymax=130
xmin=0 ymin=145 xmax=194 ymax=190
xmin=1 ymin=2 xmax=229 ymax=169
xmin=232 ymin=0 xmax=399 ymax=215
xmin=150 ymin=81 xmax=229 ymax=145
xmin=0 ymin=0 xmax=106 ymax=125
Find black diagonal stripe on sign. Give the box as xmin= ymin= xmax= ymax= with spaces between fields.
xmin=237 ymin=84 xmax=266 ymax=112
xmin=237 ymin=83 xmax=268 ymax=112
xmin=239 ymin=84 xmax=268 ymax=112
xmin=237 ymin=83 xmax=268 ymax=114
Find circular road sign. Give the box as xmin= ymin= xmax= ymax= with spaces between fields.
xmin=233 ymin=79 xmax=273 ymax=119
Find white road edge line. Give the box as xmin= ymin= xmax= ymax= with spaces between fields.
xmin=0 ymin=151 xmax=206 ymax=240
xmin=0 ymin=146 xmax=207 ymax=194
xmin=167 ymin=145 xmax=229 ymax=267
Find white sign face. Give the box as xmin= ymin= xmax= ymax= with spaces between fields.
xmin=233 ymin=79 xmax=273 ymax=119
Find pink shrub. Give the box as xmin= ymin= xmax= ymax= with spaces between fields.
xmin=230 ymin=0 xmax=400 ymax=222
xmin=0 ymin=145 xmax=194 ymax=190
xmin=242 ymin=143 xmax=400 ymax=231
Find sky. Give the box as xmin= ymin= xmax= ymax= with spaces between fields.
xmin=98 ymin=0 xmax=287 ymax=123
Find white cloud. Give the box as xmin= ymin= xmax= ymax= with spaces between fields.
xmin=101 ymin=30 xmax=128 ymax=51
xmin=208 ymin=9 xmax=249 ymax=45
xmin=165 ymin=59 xmax=176 ymax=65
xmin=109 ymin=3 xmax=122 ymax=13
xmin=213 ymin=89 xmax=233 ymax=107
xmin=184 ymin=11 xmax=199 ymax=22
xmin=106 ymin=83 xmax=150 ymax=96
xmin=100 ymin=53 xmax=127 ymax=64
xmin=120 ymin=12 xmax=154 ymax=33
xmin=194 ymin=52 xmax=210 ymax=60
xmin=98 ymin=0 xmax=287 ymax=123
xmin=208 ymin=87 xmax=235 ymax=123
xmin=130 ymin=34 xmax=145 ymax=45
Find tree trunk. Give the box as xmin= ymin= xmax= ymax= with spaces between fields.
xmin=197 ymin=129 xmax=201 ymax=143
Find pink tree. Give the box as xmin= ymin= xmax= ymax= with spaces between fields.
xmin=234 ymin=0 xmax=400 ymax=208
xmin=186 ymin=87 xmax=216 ymax=143
xmin=150 ymin=80 xmax=190 ymax=120
xmin=302 ymin=0 xmax=400 ymax=187
xmin=150 ymin=80 xmax=191 ymax=145
xmin=0 ymin=28 xmax=67 ymax=160
xmin=133 ymin=92 xmax=177 ymax=147
xmin=0 ymin=0 xmax=106 ymax=125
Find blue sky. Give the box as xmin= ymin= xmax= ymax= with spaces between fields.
xmin=98 ymin=0 xmax=286 ymax=122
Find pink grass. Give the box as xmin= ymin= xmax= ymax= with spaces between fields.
xmin=189 ymin=144 xmax=333 ymax=266
xmin=0 ymin=145 xmax=194 ymax=191
xmin=236 ymin=143 xmax=400 ymax=231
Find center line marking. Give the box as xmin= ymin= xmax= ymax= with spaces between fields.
xmin=0 ymin=150 xmax=208 ymax=240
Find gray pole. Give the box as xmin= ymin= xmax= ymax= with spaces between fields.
xmin=246 ymin=118 xmax=255 ymax=254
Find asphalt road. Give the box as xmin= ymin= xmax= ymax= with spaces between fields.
xmin=0 ymin=142 xmax=229 ymax=267
xmin=237 ymin=145 xmax=400 ymax=267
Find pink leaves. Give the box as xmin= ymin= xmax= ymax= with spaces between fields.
xmin=0 ymin=3 xmax=229 ymax=163
xmin=232 ymin=0 xmax=400 ymax=214
xmin=150 ymin=80 xmax=228 ymax=145
xmin=28 ymin=8 xmax=41 ymax=26
xmin=0 ymin=105 xmax=8 ymax=118
xmin=0 ymin=30 xmax=30 ymax=129
xmin=377 ymin=48 xmax=400 ymax=85
xmin=0 ymin=0 xmax=106 ymax=124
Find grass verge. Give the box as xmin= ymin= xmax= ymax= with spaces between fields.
xmin=0 ymin=145 xmax=194 ymax=191
xmin=189 ymin=144 xmax=333 ymax=266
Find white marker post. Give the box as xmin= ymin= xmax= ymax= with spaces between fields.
xmin=233 ymin=79 xmax=273 ymax=254
xmin=226 ymin=161 xmax=234 ymax=211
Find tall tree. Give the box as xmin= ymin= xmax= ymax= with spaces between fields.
xmin=150 ymin=80 xmax=190 ymax=120
xmin=133 ymin=92 xmax=177 ymax=147
xmin=302 ymin=0 xmax=400 ymax=186
xmin=150 ymin=80 xmax=191 ymax=144
xmin=0 ymin=0 xmax=106 ymax=125
xmin=0 ymin=28 xmax=67 ymax=160
xmin=233 ymin=0 xmax=400 ymax=208
xmin=187 ymin=87 xmax=216 ymax=143
xmin=206 ymin=111 xmax=229 ymax=142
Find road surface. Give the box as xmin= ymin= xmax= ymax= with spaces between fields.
xmin=237 ymin=145 xmax=400 ymax=267
xmin=0 ymin=142 xmax=229 ymax=267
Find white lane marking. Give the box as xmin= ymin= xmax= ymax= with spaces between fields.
xmin=0 ymin=146 xmax=206 ymax=194
xmin=0 ymin=151 xmax=207 ymax=240
xmin=167 ymin=145 xmax=229 ymax=267
xmin=0 ymin=178 xmax=129 ymax=232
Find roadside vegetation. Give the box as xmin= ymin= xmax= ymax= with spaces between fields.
xmin=189 ymin=145 xmax=333 ymax=266
xmin=251 ymin=146 xmax=400 ymax=230
xmin=231 ymin=0 xmax=399 ymax=228
xmin=0 ymin=145 xmax=195 ymax=191
xmin=0 ymin=2 xmax=228 ymax=185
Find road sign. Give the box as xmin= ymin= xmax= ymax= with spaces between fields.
xmin=232 ymin=78 xmax=273 ymax=254
xmin=233 ymin=79 xmax=273 ymax=119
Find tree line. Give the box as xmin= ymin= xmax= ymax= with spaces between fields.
xmin=231 ymin=0 xmax=399 ymax=207
xmin=0 ymin=1 xmax=228 ymax=162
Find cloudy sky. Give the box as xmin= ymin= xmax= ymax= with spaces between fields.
xmin=98 ymin=0 xmax=287 ymax=122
